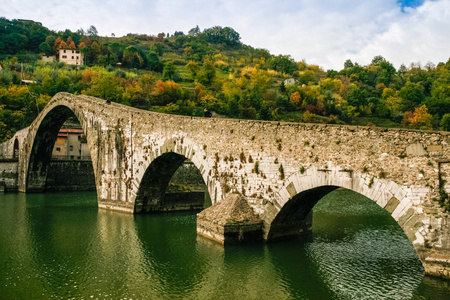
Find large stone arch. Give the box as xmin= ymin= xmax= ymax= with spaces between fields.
xmin=133 ymin=136 xmax=221 ymax=213
xmin=18 ymin=95 xmax=100 ymax=194
xmin=264 ymin=167 xmax=427 ymax=249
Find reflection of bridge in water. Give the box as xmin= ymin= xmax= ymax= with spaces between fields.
xmin=1 ymin=92 xmax=450 ymax=279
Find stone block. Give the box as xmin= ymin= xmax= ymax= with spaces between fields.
xmin=398 ymin=208 xmax=415 ymax=226
xmin=406 ymin=143 xmax=427 ymax=156
xmin=286 ymin=182 xmax=297 ymax=198
xmin=385 ymin=197 xmax=400 ymax=214
xmin=427 ymin=145 xmax=443 ymax=152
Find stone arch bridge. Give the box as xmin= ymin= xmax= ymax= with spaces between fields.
xmin=1 ymin=92 xmax=450 ymax=278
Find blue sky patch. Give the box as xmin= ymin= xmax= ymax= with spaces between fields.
xmin=398 ymin=0 xmax=426 ymax=9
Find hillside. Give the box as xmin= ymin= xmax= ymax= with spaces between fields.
xmin=0 ymin=17 xmax=449 ymax=141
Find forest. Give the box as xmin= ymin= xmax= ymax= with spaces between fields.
xmin=0 ymin=17 xmax=449 ymax=142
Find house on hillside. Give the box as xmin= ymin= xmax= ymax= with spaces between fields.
xmin=42 ymin=55 xmax=56 ymax=62
xmin=59 ymin=48 xmax=84 ymax=65
xmin=284 ymin=78 xmax=296 ymax=86
xmin=52 ymin=128 xmax=90 ymax=160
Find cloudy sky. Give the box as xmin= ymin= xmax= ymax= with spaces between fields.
xmin=2 ymin=0 xmax=449 ymax=70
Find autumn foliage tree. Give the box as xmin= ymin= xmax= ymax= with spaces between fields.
xmin=402 ymin=104 xmax=433 ymax=130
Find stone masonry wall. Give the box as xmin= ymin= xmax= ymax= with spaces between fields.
xmin=46 ymin=160 xmax=96 ymax=191
xmin=0 ymin=160 xmax=18 ymax=191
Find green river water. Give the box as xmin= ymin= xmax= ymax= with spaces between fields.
xmin=1 ymin=189 xmax=450 ymax=299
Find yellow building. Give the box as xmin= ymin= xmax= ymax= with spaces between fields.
xmin=59 ymin=48 xmax=84 ymax=65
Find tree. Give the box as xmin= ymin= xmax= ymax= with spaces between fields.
xmin=320 ymin=78 xmax=341 ymax=93
xmin=425 ymin=77 xmax=450 ymax=118
xmin=399 ymin=81 xmax=425 ymax=110
xmin=152 ymin=80 xmax=183 ymax=105
xmin=146 ymin=51 xmax=163 ymax=72
xmin=198 ymin=59 xmax=216 ymax=85
xmin=66 ymin=36 xmax=76 ymax=49
xmin=188 ymin=25 xmax=201 ymax=36
xmin=269 ymin=55 xmax=298 ymax=74
xmin=122 ymin=46 xmax=144 ymax=68
xmin=39 ymin=42 xmax=52 ymax=55
xmin=402 ymin=104 xmax=433 ymax=130
xmin=289 ymin=91 xmax=302 ymax=107
xmin=82 ymin=71 xmax=123 ymax=101
xmin=186 ymin=61 xmax=200 ymax=79
xmin=344 ymin=59 xmax=354 ymax=69
xmin=441 ymin=113 xmax=450 ymax=131
xmin=162 ymin=61 xmax=180 ymax=81
xmin=202 ymin=26 xmax=241 ymax=48
xmin=87 ymin=25 xmax=98 ymax=38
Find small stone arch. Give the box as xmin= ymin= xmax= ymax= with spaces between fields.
xmin=264 ymin=168 xmax=426 ymax=248
xmin=13 ymin=138 xmax=19 ymax=159
xmin=133 ymin=136 xmax=220 ymax=213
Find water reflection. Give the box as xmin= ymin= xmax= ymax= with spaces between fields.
xmin=1 ymin=190 xmax=450 ymax=299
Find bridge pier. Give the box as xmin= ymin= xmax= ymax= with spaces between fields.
xmin=418 ymin=249 xmax=450 ymax=279
xmin=197 ymin=193 xmax=263 ymax=244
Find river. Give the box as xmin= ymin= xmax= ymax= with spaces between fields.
xmin=1 ymin=189 xmax=449 ymax=299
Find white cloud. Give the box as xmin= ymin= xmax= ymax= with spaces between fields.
xmin=1 ymin=0 xmax=449 ymax=70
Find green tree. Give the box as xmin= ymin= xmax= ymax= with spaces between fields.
xmin=269 ymin=55 xmax=298 ymax=74
xmin=122 ymin=46 xmax=145 ymax=68
xmin=202 ymin=26 xmax=241 ymax=48
xmin=399 ymin=81 xmax=425 ymax=110
xmin=39 ymin=42 xmax=52 ymax=55
xmin=82 ymin=71 xmax=123 ymax=101
xmin=198 ymin=59 xmax=216 ymax=85
xmin=146 ymin=51 xmax=163 ymax=72
xmin=186 ymin=61 xmax=200 ymax=79
xmin=441 ymin=113 xmax=450 ymax=131
xmin=162 ymin=61 xmax=180 ymax=81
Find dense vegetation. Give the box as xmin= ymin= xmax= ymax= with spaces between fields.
xmin=1 ymin=17 xmax=449 ymax=141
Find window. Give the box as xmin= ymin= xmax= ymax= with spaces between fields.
xmin=62 ymin=55 xmax=67 ymax=59
xmin=70 ymin=145 xmax=74 ymax=151
xmin=72 ymin=56 xmax=74 ymax=59
xmin=76 ymin=50 xmax=80 ymax=53
xmin=56 ymin=147 xmax=61 ymax=152
xmin=63 ymin=50 xmax=66 ymax=53
xmin=72 ymin=50 xmax=74 ymax=53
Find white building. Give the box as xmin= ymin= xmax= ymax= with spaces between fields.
xmin=284 ymin=78 xmax=296 ymax=86
xmin=52 ymin=128 xmax=90 ymax=160
xmin=59 ymin=48 xmax=84 ymax=65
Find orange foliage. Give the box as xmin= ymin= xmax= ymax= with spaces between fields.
xmin=59 ymin=40 xmax=68 ymax=49
xmin=53 ymin=37 xmax=62 ymax=52
xmin=154 ymin=80 xmax=182 ymax=96
xmin=81 ymin=70 xmax=95 ymax=86
xmin=289 ymin=91 xmax=302 ymax=106
xmin=402 ymin=105 xmax=433 ymax=130
xmin=66 ymin=37 xmax=76 ymax=49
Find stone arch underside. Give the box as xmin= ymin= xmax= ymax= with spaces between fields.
xmin=267 ymin=186 xmax=339 ymax=241
xmin=135 ymin=152 xmax=188 ymax=213
xmin=25 ymin=104 xmax=96 ymax=192
xmin=133 ymin=135 xmax=223 ymax=213
xmin=264 ymin=171 xmax=426 ymax=249
xmin=13 ymin=138 xmax=19 ymax=159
